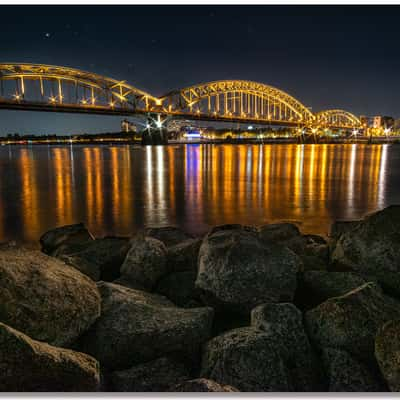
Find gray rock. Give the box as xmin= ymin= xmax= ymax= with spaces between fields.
xmin=166 ymin=238 xmax=202 ymax=273
xmin=251 ymin=303 xmax=322 ymax=391
xmin=0 ymin=247 xmax=101 ymax=347
xmin=143 ymin=226 xmax=192 ymax=247
xmin=155 ymin=270 xmax=200 ymax=308
xmin=59 ymin=254 xmax=101 ymax=281
xmin=375 ymin=319 xmax=400 ymax=392
xmin=171 ymin=378 xmax=239 ymax=392
xmin=111 ymin=357 xmax=188 ymax=392
xmin=259 ymin=222 xmax=308 ymax=255
xmin=305 ymin=282 xmax=400 ymax=364
xmin=322 ymin=347 xmax=384 ymax=392
xmin=59 ymin=237 xmax=130 ymax=282
xmin=120 ymin=236 xmax=167 ymax=290
xmin=302 ymin=271 xmax=369 ymax=304
xmin=196 ymin=228 xmax=300 ymax=313
xmin=209 ymin=224 xmax=257 ymax=235
xmin=329 ymin=220 xmax=361 ymax=247
xmin=40 ymin=223 xmax=94 ymax=254
xmin=331 ymin=206 xmax=400 ymax=295
xmin=0 ymin=322 xmax=100 ymax=391
xmin=259 ymin=222 xmax=301 ymax=242
xmin=81 ymin=282 xmax=213 ymax=371
xmin=201 ymin=327 xmax=293 ymax=391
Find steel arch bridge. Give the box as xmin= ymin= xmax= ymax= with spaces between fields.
xmin=0 ymin=63 xmax=362 ymax=130
xmin=315 ymin=109 xmax=361 ymax=129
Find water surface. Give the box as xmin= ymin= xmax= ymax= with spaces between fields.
xmin=0 ymin=143 xmax=398 ymax=244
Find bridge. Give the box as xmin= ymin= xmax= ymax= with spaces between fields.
xmin=0 ymin=63 xmax=362 ymax=132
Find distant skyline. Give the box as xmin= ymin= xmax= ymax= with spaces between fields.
xmin=1 ymin=5 xmax=400 ymax=134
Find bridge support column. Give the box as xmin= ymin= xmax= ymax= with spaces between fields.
xmin=141 ymin=113 xmax=168 ymax=145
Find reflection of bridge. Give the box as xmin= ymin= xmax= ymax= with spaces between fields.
xmin=0 ymin=63 xmax=362 ymax=131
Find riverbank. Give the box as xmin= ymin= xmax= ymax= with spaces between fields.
xmin=1 ymin=134 xmax=400 ymax=146
xmin=2 ymin=206 xmax=400 ymax=391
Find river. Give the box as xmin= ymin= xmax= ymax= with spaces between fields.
xmin=0 ymin=143 xmax=398 ymax=244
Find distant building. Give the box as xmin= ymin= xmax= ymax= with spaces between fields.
xmin=121 ymin=119 xmax=137 ymax=133
xmin=372 ymin=116 xmax=394 ymax=129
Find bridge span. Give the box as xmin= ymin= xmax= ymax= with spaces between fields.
xmin=0 ymin=63 xmax=362 ymax=132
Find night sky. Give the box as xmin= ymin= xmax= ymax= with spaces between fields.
xmin=1 ymin=5 xmax=400 ymax=135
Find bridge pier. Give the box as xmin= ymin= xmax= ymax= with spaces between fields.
xmin=141 ymin=113 xmax=168 ymax=145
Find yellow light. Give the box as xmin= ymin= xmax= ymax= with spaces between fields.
xmin=109 ymin=101 xmax=115 ymax=108
xmin=49 ymin=96 xmax=56 ymax=103
xmin=81 ymin=99 xmax=87 ymax=105
xmin=13 ymin=94 xmax=21 ymax=101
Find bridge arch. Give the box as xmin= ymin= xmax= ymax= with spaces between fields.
xmin=159 ymin=80 xmax=315 ymax=124
xmin=0 ymin=63 xmax=159 ymax=112
xmin=315 ymin=109 xmax=361 ymax=129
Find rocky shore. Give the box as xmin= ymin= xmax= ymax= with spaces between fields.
xmin=2 ymin=205 xmax=400 ymax=392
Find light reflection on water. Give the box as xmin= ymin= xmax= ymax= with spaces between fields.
xmin=0 ymin=143 xmax=398 ymax=244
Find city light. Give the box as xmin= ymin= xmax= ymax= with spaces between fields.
xmin=248 ymin=125 xmax=254 ymax=130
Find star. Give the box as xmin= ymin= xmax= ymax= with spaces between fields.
xmin=45 ymin=32 xmax=51 ymax=38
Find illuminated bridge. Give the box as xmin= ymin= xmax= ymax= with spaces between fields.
xmin=0 ymin=63 xmax=362 ymax=131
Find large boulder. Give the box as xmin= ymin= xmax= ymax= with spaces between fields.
xmin=58 ymin=237 xmax=130 ymax=281
xmin=301 ymin=271 xmax=369 ymax=307
xmin=111 ymin=357 xmax=189 ymax=392
xmin=329 ymin=220 xmax=361 ymax=250
xmin=155 ymin=270 xmax=201 ymax=308
xmin=201 ymin=327 xmax=293 ymax=391
xmin=259 ymin=222 xmax=307 ymax=254
xmin=322 ymin=347 xmax=384 ymax=392
xmin=305 ymin=282 xmax=400 ymax=364
xmin=40 ymin=223 xmax=94 ymax=254
xmin=330 ymin=206 xmax=400 ymax=295
xmin=143 ymin=226 xmax=192 ymax=247
xmin=196 ymin=227 xmax=300 ymax=313
xmin=120 ymin=236 xmax=167 ymax=290
xmin=171 ymin=379 xmax=239 ymax=392
xmin=81 ymin=282 xmax=213 ymax=371
xmin=166 ymin=238 xmax=202 ymax=273
xmin=0 ymin=322 xmax=100 ymax=391
xmin=0 ymin=246 xmax=101 ymax=347
xmin=251 ymin=303 xmax=322 ymax=391
xmin=375 ymin=320 xmax=400 ymax=391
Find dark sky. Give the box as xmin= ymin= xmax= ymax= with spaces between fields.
xmin=1 ymin=5 xmax=400 ymax=135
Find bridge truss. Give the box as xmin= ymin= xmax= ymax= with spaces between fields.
xmin=0 ymin=63 xmax=362 ymax=130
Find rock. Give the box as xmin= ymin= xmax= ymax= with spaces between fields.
xmin=330 ymin=206 xmax=400 ymax=296
xmin=143 ymin=226 xmax=192 ymax=247
xmin=302 ymin=271 xmax=369 ymax=306
xmin=304 ymin=234 xmax=328 ymax=245
xmin=196 ymin=227 xmax=300 ymax=313
xmin=166 ymin=238 xmax=202 ymax=273
xmin=81 ymin=282 xmax=213 ymax=371
xmin=59 ymin=254 xmax=101 ymax=281
xmin=375 ymin=320 xmax=400 ymax=391
xmin=209 ymin=224 xmax=257 ymax=235
xmin=305 ymin=282 xmax=400 ymax=364
xmin=120 ymin=236 xmax=167 ymax=290
xmin=300 ymin=255 xmax=328 ymax=272
xmin=155 ymin=270 xmax=201 ymax=308
xmin=322 ymin=347 xmax=384 ymax=392
xmin=0 ymin=247 xmax=101 ymax=347
xmin=259 ymin=222 xmax=301 ymax=242
xmin=201 ymin=327 xmax=293 ymax=391
xmin=171 ymin=378 xmax=239 ymax=392
xmin=40 ymin=223 xmax=94 ymax=254
xmin=59 ymin=237 xmax=130 ymax=281
xmin=111 ymin=357 xmax=189 ymax=392
xmin=0 ymin=322 xmax=100 ymax=391
xmin=251 ymin=303 xmax=322 ymax=391
xmin=329 ymin=220 xmax=361 ymax=247
xmin=259 ymin=222 xmax=308 ymax=254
